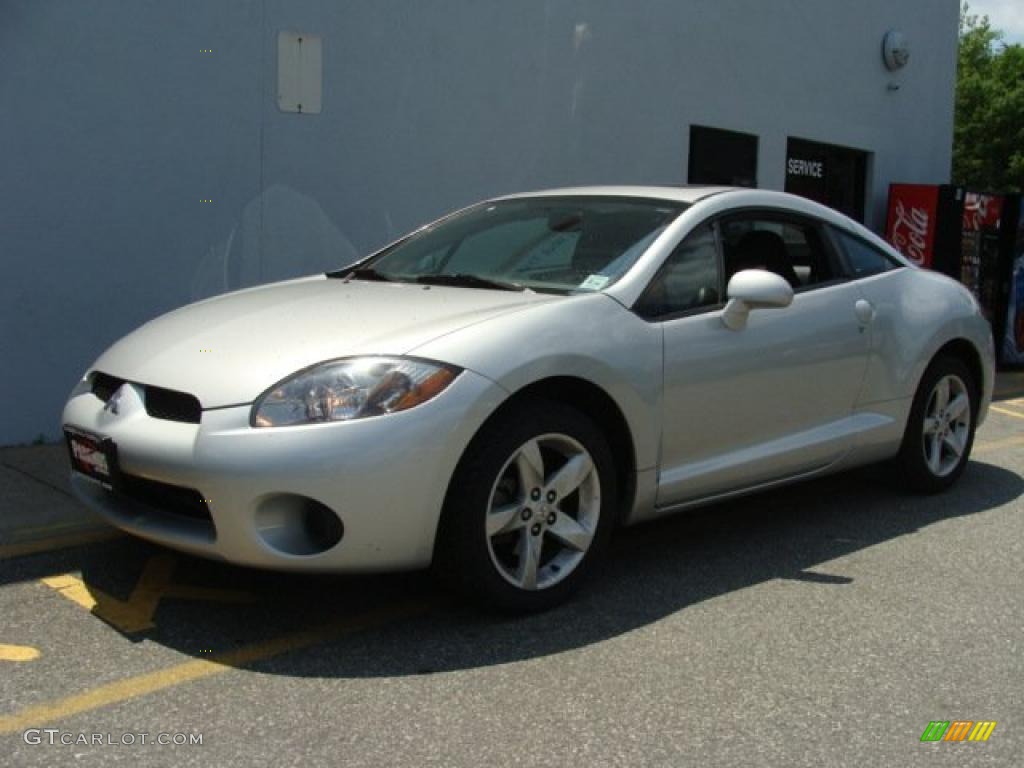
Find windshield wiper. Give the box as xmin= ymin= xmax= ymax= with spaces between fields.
xmin=330 ymin=267 xmax=395 ymax=282
xmin=415 ymin=273 xmax=525 ymax=292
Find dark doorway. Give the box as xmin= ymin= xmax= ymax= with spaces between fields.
xmin=785 ymin=137 xmax=868 ymax=223
xmin=688 ymin=126 xmax=758 ymax=188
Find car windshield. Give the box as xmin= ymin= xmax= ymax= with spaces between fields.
xmin=345 ymin=197 xmax=687 ymax=294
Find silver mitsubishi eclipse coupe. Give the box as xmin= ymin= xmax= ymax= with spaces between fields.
xmin=63 ymin=186 xmax=995 ymax=611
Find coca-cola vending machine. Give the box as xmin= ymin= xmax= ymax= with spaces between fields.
xmin=1000 ymin=197 xmax=1024 ymax=366
xmin=960 ymin=192 xmax=1004 ymax=324
xmin=886 ymin=184 xmax=1023 ymax=366
xmin=885 ymin=184 xmax=965 ymax=276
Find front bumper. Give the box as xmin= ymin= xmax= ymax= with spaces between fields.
xmin=62 ymin=370 xmax=506 ymax=572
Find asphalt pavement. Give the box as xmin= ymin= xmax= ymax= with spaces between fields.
xmin=1 ymin=375 xmax=1022 ymax=767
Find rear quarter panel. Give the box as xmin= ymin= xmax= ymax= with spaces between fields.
xmin=854 ymin=267 xmax=995 ymax=422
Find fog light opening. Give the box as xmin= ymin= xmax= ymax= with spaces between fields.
xmin=254 ymin=495 xmax=344 ymax=556
xmin=303 ymin=501 xmax=345 ymax=553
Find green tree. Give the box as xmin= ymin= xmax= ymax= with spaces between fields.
xmin=953 ymin=3 xmax=1024 ymax=192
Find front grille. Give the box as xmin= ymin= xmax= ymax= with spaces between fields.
xmin=144 ymin=386 xmax=202 ymax=424
xmin=116 ymin=472 xmax=214 ymax=524
xmin=90 ymin=372 xmax=202 ymax=424
xmin=91 ymin=372 xmax=123 ymax=402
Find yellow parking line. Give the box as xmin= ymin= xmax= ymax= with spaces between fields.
xmin=0 ymin=529 xmax=123 ymax=560
xmin=41 ymin=555 xmax=258 ymax=634
xmin=0 ymin=644 xmax=40 ymax=662
xmin=989 ymin=405 xmax=1024 ymax=420
xmin=41 ymin=562 xmax=168 ymax=634
xmin=0 ymin=599 xmax=433 ymax=734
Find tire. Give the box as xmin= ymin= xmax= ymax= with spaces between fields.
xmin=893 ymin=355 xmax=978 ymax=493
xmin=434 ymin=399 xmax=617 ymax=613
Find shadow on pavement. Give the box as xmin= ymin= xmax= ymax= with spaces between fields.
xmin=1 ymin=460 xmax=1021 ymax=678
xmin=993 ymin=369 xmax=1024 ymax=401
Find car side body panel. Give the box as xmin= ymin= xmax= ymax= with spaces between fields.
xmin=654 ymin=280 xmax=871 ymax=510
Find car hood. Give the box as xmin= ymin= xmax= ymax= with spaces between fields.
xmin=91 ymin=275 xmax=559 ymax=407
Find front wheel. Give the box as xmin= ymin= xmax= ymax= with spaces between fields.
xmin=435 ymin=400 xmax=617 ymax=613
xmin=894 ymin=356 xmax=978 ymax=493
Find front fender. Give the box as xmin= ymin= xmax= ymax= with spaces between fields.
xmin=408 ymin=294 xmax=663 ymax=471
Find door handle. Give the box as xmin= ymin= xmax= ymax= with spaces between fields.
xmin=854 ymin=299 xmax=875 ymax=327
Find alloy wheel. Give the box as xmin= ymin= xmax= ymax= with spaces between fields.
xmin=485 ymin=433 xmax=601 ymax=591
xmin=921 ymin=374 xmax=971 ymax=478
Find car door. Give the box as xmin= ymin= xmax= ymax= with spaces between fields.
xmin=644 ymin=211 xmax=871 ymax=508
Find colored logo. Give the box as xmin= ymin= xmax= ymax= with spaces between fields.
xmin=920 ymin=721 xmax=996 ymax=742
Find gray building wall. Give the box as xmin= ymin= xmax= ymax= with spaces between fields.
xmin=0 ymin=0 xmax=960 ymax=444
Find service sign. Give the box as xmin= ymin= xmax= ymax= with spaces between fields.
xmin=786 ymin=158 xmax=824 ymax=179
xmin=784 ymin=147 xmax=828 ymax=206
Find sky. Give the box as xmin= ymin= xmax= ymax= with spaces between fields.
xmin=967 ymin=0 xmax=1024 ymax=45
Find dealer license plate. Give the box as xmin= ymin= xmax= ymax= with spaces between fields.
xmin=65 ymin=429 xmax=117 ymax=488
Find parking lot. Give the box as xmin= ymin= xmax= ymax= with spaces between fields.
xmin=2 ymin=388 xmax=1023 ymax=767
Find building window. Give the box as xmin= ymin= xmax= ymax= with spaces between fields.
xmin=785 ymin=137 xmax=868 ymax=223
xmin=688 ymin=126 xmax=758 ymax=188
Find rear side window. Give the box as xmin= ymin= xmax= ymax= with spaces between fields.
xmin=833 ymin=229 xmax=900 ymax=279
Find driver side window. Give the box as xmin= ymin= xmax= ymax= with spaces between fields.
xmin=635 ymin=223 xmax=721 ymax=320
xmin=719 ymin=216 xmax=835 ymax=290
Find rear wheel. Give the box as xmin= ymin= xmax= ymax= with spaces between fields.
xmin=894 ymin=356 xmax=977 ymax=493
xmin=435 ymin=400 xmax=616 ymax=613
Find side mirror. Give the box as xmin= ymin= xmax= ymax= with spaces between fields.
xmin=721 ymin=269 xmax=794 ymax=331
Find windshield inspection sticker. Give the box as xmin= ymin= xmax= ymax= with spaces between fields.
xmin=579 ymin=274 xmax=611 ymax=291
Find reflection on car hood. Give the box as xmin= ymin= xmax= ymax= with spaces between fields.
xmin=91 ymin=275 xmax=558 ymax=407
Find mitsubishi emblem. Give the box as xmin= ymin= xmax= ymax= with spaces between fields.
xmin=104 ymin=384 xmax=126 ymax=415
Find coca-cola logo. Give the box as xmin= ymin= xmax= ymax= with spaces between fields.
xmin=963 ymin=193 xmax=1002 ymax=232
xmin=891 ymin=199 xmax=930 ymax=265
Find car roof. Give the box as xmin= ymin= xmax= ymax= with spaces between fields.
xmin=492 ymin=185 xmax=734 ymax=205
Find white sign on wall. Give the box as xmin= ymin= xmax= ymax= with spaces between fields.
xmin=786 ymin=158 xmax=824 ymax=179
xmin=277 ymin=31 xmax=322 ymax=114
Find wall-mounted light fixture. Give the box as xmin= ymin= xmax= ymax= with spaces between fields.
xmin=882 ymin=30 xmax=910 ymax=71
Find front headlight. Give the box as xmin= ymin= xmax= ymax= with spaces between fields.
xmin=251 ymin=357 xmax=460 ymax=427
